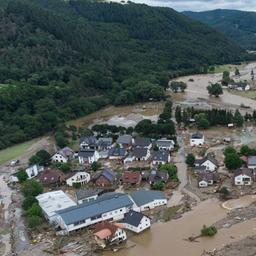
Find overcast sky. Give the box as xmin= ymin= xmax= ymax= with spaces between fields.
xmin=128 ymin=0 xmax=256 ymax=12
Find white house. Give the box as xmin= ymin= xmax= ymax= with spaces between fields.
xmin=25 ymin=164 xmax=44 ymax=179
xmin=78 ymin=150 xmax=100 ymax=164
xmin=190 ymin=132 xmax=205 ymax=147
xmin=36 ymin=191 xmax=76 ymax=223
xmin=94 ymin=222 xmax=127 ymax=248
xmin=194 ymin=156 xmax=218 ymax=172
xmin=130 ymin=189 xmax=167 ymax=212
xmin=234 ymin=168 xmax=253 ymax=186
xmin=156 ymin=139 xmax=175 ymax=151
xmin=66 ymin=172 xmax=91 ymax=187
xmin=51 ymin=147 xmax=74 ymax=163
xmin=121 ymin=210 xmax=151 ymax=233
xmin=198 ymin=172 xmax=218 ymax=188
xmin=124 ymin=148 xmax=150 ymax=163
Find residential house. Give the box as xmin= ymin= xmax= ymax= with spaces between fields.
xmin=198 ymin=172 xmax=219 ymax=188
xmin=194 ymin=156 xmax=218 ymax=172
xmin=148 ymin=169 xmax=169 ymax=184
xmin=190 ymin=132 xmax=205 ymax=147
xmin=151 ymin=151 xmax=170 ymax=165
xmin=78 ymin=149 xmax=100 ymax=165
xmin=75 ymin=188 xmax=106 ymax=204
xmin=124 ymin=148 xmax=150 ymax=163
xmin=116 ymin=135 xmax=133 ymax=149
xmin=56 ymin=193 xmax=134 ymax=233
xmin=36 ymin=168 xmax=66 ymax=186
xmin=80 ymin=136 xmax=98 ymax=150
xmin=134 ymin=137 xmax=152 ymax=149
xmin=121 ymin=210 xmax=151 ymax=233
xmin=247 ymin=156 xmax=256 ymax=169
xmin=98 ymin=138 xmax=113 ymax=151
xmin=51 ymin=147 xmax=74 ymax=163
xmin=156 ymin=139 xmax=175 ymax=151
xmin=94 ymin=222 xmax=126 ymax=247
xmin=36 ymin=190 xmax=76 ymax=223
xmin=93 ymin=168 xmax=116 ymax=187
xmin=130 ymin=189 xmax=167 ymax=212
xmin=108 ymin=147 xmax=126 ymax=160
xmin=66 ymin=171 xmax=91 ymax=187
xmin=25 ymin=164 xmax=44 ymax=179
xmin=122 ymin=171 xmax=142 ymax=185
xmin=228 ymin=82 xmax=250 ymax=91
xmin=234 ymin=168 xmax=254 ymax=186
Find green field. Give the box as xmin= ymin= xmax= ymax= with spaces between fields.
xmin=209 ymin=63 xmax=246 ymax=74
xmin=0 ymin=140 xmax=35 ymax=166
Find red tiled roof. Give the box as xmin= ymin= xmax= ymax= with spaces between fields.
xmin=123 ymin=171 xmax=142 ymax=184
xmin=94 ymin=221 xmax=121 ymax=240
xmin=36 ymin=168 xmax=66 ymax=185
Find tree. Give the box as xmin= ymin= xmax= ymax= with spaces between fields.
xmin=207 ymin=83 xmax=223 ymax=97
xmin=28 ymin=215 xmax=43 ymax=229
xmin=91 ymin=161 xmax=101 ymax=172
xmin=186 ymin=154 xmax=195 ymax=167
xmin=224 ymin=146 xmax=237 ymax=156
xmin=55 ymin=131 xmax=68 ymax=148
xmin=201 ymin=225 xmax=217 ymax=237
xmin=22 ymin=196 xmax=37 ymax=210
xmin=151 ymin=181 xmax=164 ymax=190
xmin=21 ymin=180 xmax=43 ymax=197
xmin=235 ymin=68 xmax=240 ymax=76
xmin=219 ymin=186 xmax=230 ymax=200
xmin=170 ymin=81 xmax=187 ymax=93
xmin=224 ymin=153 xmax=242 ymax=170
xmin=175 ymin=106 xmax=182 ymax=125
xmin=26 ymin=203 xmax=43 ymax=217
xmin=159 ymin=163 xmax=178 ymax=181
xmin=222 ymin=71 xmax=230 ymax=86
xmin=195 ymin=113 xmax=209 ymax=129
xmin=29 ymin=150 xmax=51 ymax=166
xmin=55 ymin=163 xmax=71 ymax=173
xmin=135 ymin=119 xmax=152 ymax=135
xmin=233 ymin=109 xmax=244 ymax=127
xmin=16 ymin=169 xmax=28 ymax=183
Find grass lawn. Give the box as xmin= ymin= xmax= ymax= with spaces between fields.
xmin=0 ymin=139 xmax=35 ymax=166
xmin=225 ymin=88 xmax=256 ymax=100
xmin=162 ymin=205 xmax=181 ymax=222
xmin=209 ymin=63 xmax=246 ymax=74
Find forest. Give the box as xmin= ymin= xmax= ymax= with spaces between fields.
xmin=0 ymin=0 xmax=252 ymax=149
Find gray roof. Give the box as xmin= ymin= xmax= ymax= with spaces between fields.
xmin=75 ymin=188 xmax=104 ymax=200
xmin=195 ymin=156 xmax=218 ymax=167
xmin=108 ymin=147 xmax=126 ymax=157
xmin=116 ymin=135 xmax=133 ymax=145
xmin=98 ymin=137 xmax=112 ymax=147
xmin=78 ymin=149 xmax=95 ymax=158
xmin=132 ymin=148 xmax=148 ymax=158
xmin=156 ymin=139 xmax=175 ymax=147
xmin=134 ymin=137 xmax=151 ymax=148
xmin=57 ymin=193 xmax=133 ymax=225
xmin=149 ymin=169 xmax=169 ymax=183
xmin=191 ymin=132 xmax=203 ymax=139
xmin=121 ymin=210 xmax=148 ymax=227
xmin=234 ymin=168 xmax=253 ymax=178
xmin=79 ymin=136 xmax=98 ymax=145
xmin=198 ymin=172 xmax=218 ymax=182
xmin=130 ymin=189 xmax=166 ymax=207
xmin=247 ymin=156 xmax=256 ymax=166
xmin=152 ymin=151 xmax=169 ymax=162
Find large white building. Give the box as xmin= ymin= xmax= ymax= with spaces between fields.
xmin=36 ymin=191 xmax=76 ymax=223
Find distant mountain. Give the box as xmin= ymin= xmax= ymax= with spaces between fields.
xmin=183 ymin=9 xmax=256 ymax=50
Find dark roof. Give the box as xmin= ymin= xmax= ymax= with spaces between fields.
xmin=130 ymin=189 xmax=166 ymax=207
xmin=234 ymin=168 xmax=253 ymax=178
xmin=191 ymin=132 xmax=203 ymax=139
xmin=132 ymin=148 xmax=148 ymax=158
xmin=98 ymin=137 xmax=113 ymax=147
xmin=79 ymin=136 xmax=98 ymax=145
xmin=149 ymin=169 xmax=169 ymax=183
xmin=198 ymin=172 xmax=218 ymax=182
xmin=152 ymin=151 xmax=169 ymax=162
xmin=108 ymin=147 xmax=126 ymax=157
xmin=57 ymin=147 xmax=74 ymax=158
xmin=78 ymin=149 xmax=96 ymax=158
xmin=94 ymin=168 xmax=116 ymax=182
xmin=247 ymin=156 xmax=256 ymax=166
xmin=156 ymin=139 xmax=175 ymax=147
xmin=57 ymin=193 xmax=133 ymax=225
xmin=123 ymin=171 xmax=142 ymax=184
xmin=121 ymin=210 xmax=148 ymax=227
xmin=75 ymin=188 xmax=104 ymax=200
xmin=36 ymin=168 xmax=66 ymax=185
xmin=134 ymin=137 xmax=151 ymax=148
xmin=116 ymin=135 xmax=133 ymax=145
xmin=195 ymin=156 xmax=218 ymax=167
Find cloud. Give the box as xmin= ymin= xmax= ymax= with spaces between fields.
xmin=128 ymin=0 xmax=256 ymax=12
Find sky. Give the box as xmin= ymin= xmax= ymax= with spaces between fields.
xmin=126 ymin=0 xmax=256 ymax=12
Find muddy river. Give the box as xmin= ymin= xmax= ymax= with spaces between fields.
xmin=104 ymin=197 xmax=256 ymax=256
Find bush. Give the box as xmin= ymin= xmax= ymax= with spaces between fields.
xmin=26 ymin=203 xmax=43 ymax=217
xmin=201 ymin=225 xmax=217 ymax=237
xmin=186 ymin=154 xmax=195 ymax=167
xmin=73 ymin=182 xmax=81 ymax=189
xmin=28 ymin=215 xmax=43 ymax=229
xmin=21 ymin=180 xmax=43 ymax=197
xmin=16 ymin=169 xmax=28 ymax=183
xmin=55 ymin=163 xmax=71 ymax=173
xmin=22 ymin=196 xmax=37 ymax=210
xmin=151 ymin=181 xmax=164 ymax=190
xmin=91 ymin=161 xmax=101 ymax=172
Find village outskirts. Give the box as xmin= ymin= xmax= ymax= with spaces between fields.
xmin=2 ymin=65 xmax=256 ymax=256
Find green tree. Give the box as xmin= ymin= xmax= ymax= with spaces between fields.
xmin=21 ymin=180 xmax=43 ymax=197
xmin=91 ymin=161 xmax=101 ymax=172
xmin=224 ymin=153 xmax=242 ymax=170
xmin=26 ymin=203 xmax=43 ymax=217
xmin=29 ymin=150 xmax=51 ymax=166
xmin=22 ymin=196 xmax=37 ymax=211
xmin=201 ymin=225 xmax=217 ymax=237
xmin=224 ymin=146 xmax=237 ymax=156
xmin=27 ymin=215 xmax=43 ymax=229
xmin=151 ymin=181 xmax=164 ymax=190
xmin=207 ymin=83 xmax=223 ymax=97
xmin=159 ymin=163 xmax=178 ymax=181
xmin=16 ymin=169 xmax=28 ymax=183
xmin=186 ymin=153 xmax=195 ymax=167
xmin=222 ymin=71 xmax=230 ymax=86
xmin=55 ymin=163 xmax=71 ymax=173
xmin=195 ymin=113 xmax=209 ymax=129
xmin=233 ymin=109 xmax=244 ymax=127
xmin=175 ymin=106 xmax=182 ymax=125
xmin=219 ymin=186 xmax=230 ymax=200
xmin=235 ymin=68 xmax=240 ymax=76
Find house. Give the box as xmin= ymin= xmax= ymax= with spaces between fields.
xmin=130 ymin=189 xmax=167 ymax=212
xmin=51 ymin=147 xmax=74 ymax=163
xmin=36 ymin=190 xmax=76 ymax=223
xmin=194 ymin=156 xmax=218 ymax=172
xmin=228 ymin=82 xmax=250 ymax=91
xmin=25 ymin=164 xmax=44 ymax=179
xmin=36 ymin=168 xmax=66 ymax=186
xmin=133 ymin=148 xmax=150 ymax=161
xmin=151 ymin=151 xmax=170 ymax=165
xmin=134 ymin=137 xmax=152 ymax=149
xmin=121 ymin=210 xmax=151 ymax=233
xmin=78 ymin=149 xmax=100 ymax=164
xmin=75 ymin=188 xmax=106 ymax=204
xmin=56 ymin=193 xmax=134 ymax=233
xmin=108 ymin=147 xmax=126 ymax=160
xmin=66 ymin=171 xmax=91 ymax=187
xmin=234 ymin=168 xmax=254 ymax=186
xmin=247 ymin=156 xmax=256 ymax=169
xmin=94 ymin=222 xmax=126 ymax=247
xmin=148 ymin=169 xmax=169 ymax=184
xmin=198 ymin=172 xmax=219 ymax=188
xmin=156 ymin=139 xmax=175 ymax=151
xmin=122 ymin=171 xmax=142 ymax=185
xmin=80 ymin=136 xmax=98 ymax=150
xmin=190 ymin=132 xmax=205 ymax=147
xmin=116 ymin=135 xmax=133 ymax=149
xmin=93 ymin=168 xmax=116 ymax=187
xmin=98 ymin=138 xmax=113 ymax=150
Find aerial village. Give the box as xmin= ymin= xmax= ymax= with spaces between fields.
xmin=2 ymin=64 xmax=256 ymax=256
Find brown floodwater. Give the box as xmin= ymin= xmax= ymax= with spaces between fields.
xmin=103 ymin=197 xmax=256 ymax=256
